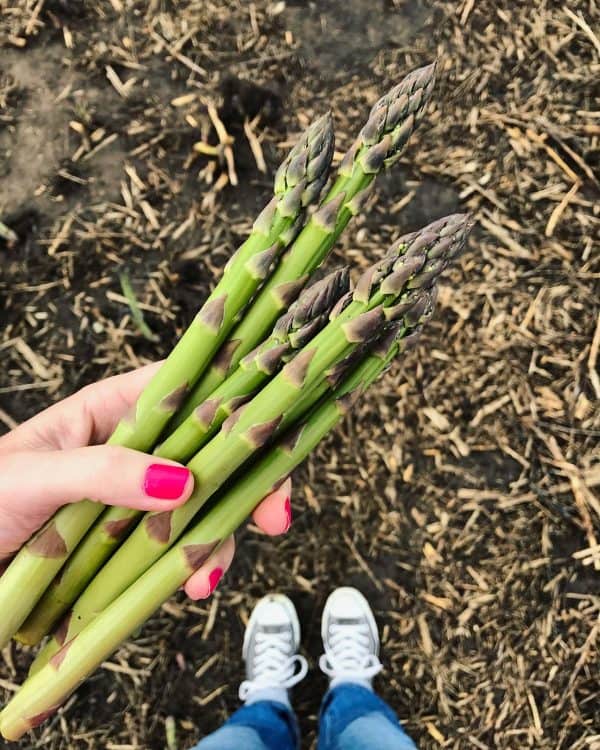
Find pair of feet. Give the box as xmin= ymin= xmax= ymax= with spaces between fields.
xmin=239 ymin=587 xmax=383 ymax=703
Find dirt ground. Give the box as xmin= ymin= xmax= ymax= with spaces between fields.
xmin=1 ymin=1 xmax=599 ymax=748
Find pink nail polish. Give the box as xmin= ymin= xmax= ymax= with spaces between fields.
xmin=144 ymin=464 xmax=190 ymax=499
xmin=283 ymin=497 xmax=292 ymax=533
xmin=207 ymin=567 xmax=223 ymax=595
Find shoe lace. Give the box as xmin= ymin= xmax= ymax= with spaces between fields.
xmin=239 ymin=631 xmax=308 ymax=700
xmin=319 ymin=622 xmax=382 ymax=681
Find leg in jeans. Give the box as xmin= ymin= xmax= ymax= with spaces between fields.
xmin=191 ymin=699 xmax=299 ymax=750
xmin=317 ymin=683 xmax=417 ymax=750
xmin=317 ymin=588 xmax=418 ymax=750
xmin=191 ymin=594 xmax=307 ymax=750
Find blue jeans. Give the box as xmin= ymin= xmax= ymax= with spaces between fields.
xmin=192 ymin=683 xmax=418 ymax=750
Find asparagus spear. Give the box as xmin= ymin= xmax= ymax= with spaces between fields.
xmin=0 ymin=114 xmax=335 ymax=650
xmin=112 ymin=109 xmax=333 ymax=447
xmin=6 ymin=68 xmax=433 ymax=649
xmin=18 ymin=67 xmax=435 ymax=649
xmin=156 ymin=267 xmax=351 ymax=462
xmin=29 ymin=214 xmax=471 ymax=672
xmin=17 ymin=269 xmax=349 ymax=648
xmin=0 ymin=287 xmax=442 ymax=741
xmin=170 ymin=62 xmax=437 ymax=428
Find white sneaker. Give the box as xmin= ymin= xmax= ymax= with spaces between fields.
xmin=319 ymin=587 xmax=383 ymax=690
xmin=239 ymin=594 xmax=308 ymax=704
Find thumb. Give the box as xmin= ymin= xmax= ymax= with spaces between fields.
xmin=0 ymin=446 xmax=194 ymax=516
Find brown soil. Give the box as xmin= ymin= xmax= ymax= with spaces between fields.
xmin=1 ymin=1 xmax=598 ymax=749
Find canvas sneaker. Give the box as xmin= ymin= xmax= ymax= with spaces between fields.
xmin=239 ymin=594 xmax=308 ymax=704
xmin=319 ymin=587 xmax=383 ymax=690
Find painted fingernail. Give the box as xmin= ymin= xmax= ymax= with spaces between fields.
xmin=144 ymin=464 xmax=191 ymax=499
xmin=283 ymin=497 xmax=292 ymax=533
xmin=207 ymin=567 xmax=223 ymax=595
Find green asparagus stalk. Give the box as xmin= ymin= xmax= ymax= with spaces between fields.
xmin=155 ymin=267 xmax=351 ymax=462
xmin=0 ymin=504 xmax=103 ymax=658
xmin=7 ymin=67 xmax=434 ymax=650
xmin=17 ymin=269 xmax=349 ymax=648
xmin=11 ymin=62 xmax=435 ymax=647
xmin=0 ymin=114 xmax=335 ymax=650
xmin=0 ymin=287 xmax=441 ymax=741
xmin=110 ymin=109 xmax=333 ymax=447
xmin=28 ymin=214 xmax=471 ymax=674
xmin=170 ymin=62 xmax=437 ymax=429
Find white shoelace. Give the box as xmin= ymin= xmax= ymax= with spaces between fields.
xmin=239 ymin=631 xmax=309 ymax=700
xmin=319 ymin=622 xmax=383 ymax=682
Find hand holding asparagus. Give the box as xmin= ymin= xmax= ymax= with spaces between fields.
xmin=0 ymin=64 xmax=476 ymax=741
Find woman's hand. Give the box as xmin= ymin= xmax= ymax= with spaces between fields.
xmin=0 ymin=363 xmax=292 ymax=599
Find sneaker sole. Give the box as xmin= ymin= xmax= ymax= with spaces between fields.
xmin=243 ymin=593 xmax=301 ymax=661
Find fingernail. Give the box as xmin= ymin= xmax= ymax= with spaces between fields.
xmin=144 ymin=464 xmax=191 ymax=499
xmin=283 ymin=497 xmax=292 ymax=533
xmin=207 ymin=567 xmax=223 ymax=595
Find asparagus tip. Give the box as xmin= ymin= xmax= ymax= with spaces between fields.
xmin=273 ymin=266 xmax=350 ymax=341
xmin=357 ymin=61 xmax=439 ymax=169
xmin=310 ymin=110 xmax=333 ymax=134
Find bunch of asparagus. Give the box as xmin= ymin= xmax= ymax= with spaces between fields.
xmin=0 ymin=62 xmax=473 ymax=740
